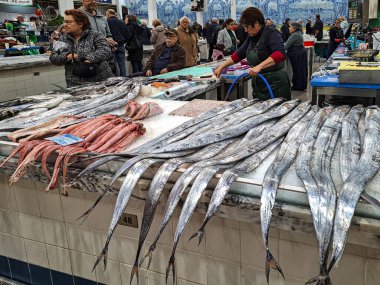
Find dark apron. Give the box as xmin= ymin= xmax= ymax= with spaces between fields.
xmin=246 ymin=37 xmax=291 ymax=101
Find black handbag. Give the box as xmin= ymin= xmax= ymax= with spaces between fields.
xmin=72 ymin=61 xmax=97 ymax=78
xmin=126 ymin=34 xmax=142 ymax=51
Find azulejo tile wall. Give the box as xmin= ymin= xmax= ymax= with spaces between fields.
xmin=126 ymin=0 xmax=348 ymax=28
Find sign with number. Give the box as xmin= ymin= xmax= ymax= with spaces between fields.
xmin=118 ymin=213 xmax=138 ymax=228
xmin=0 ymin=0 xmax=33 ymax=5
xmin=96 ymin=0 xmax=112 ymax=3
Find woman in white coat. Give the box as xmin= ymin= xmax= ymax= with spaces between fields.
xmin=217 ymin=18 xmax=239 ymax=55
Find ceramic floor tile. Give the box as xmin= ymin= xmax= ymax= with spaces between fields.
xmin=24 ymin=239 xmax=49 ymax=268
xmin=365 ymin=258 xmax=380 ymax=285
xmin=37 ymin=190 xmax=64 ymax=221
xmin=148 ymin=244 xmax=172 ymax=275
xmin=279 ymin=240 xmax=319 ymax=280
xmin=330 ymin=253 xmax=365 ymax=285
xmin=147 ymin=270 xmax=167 ymax=285
xmin=176 ymin=249 xmax=207 ymax=284
xmin=91 ymin=229 xmax=119 ymax=261
xmin=115 ymin=207 xmax=142 ymax=239
xmin=117 ymin=235 xmax=139 ymax=266
xmin=207 ymin=256 xmax=241 ymax=285
xmin=13 ymin=180 xmax=40 ymax=217
xmin=206 ymin=223 xmax=240 ymax=263
xmin=46 ymin=245 xmax=72 ymax=275
xmin=66 ymin=224 xmax=93 ymax=254
xmin=279 ymin=229 xmax=318 ymax=247
xmin=120 ymin=263 xmax=148 ymax=285
xmin=19 ymin=213 xmax=44 ymax=242
xmin=0 ymin=209 xmax=22 ymax=236
xmin=42 ymin=218 xmax=68 ymax=248
xmin=0 ymin=176 xmax=18 ymax=211
xmin=61 ymin=196 xmax=91 ymax=226
xmin=174 ymin=216 xmax=206 ymax=254
xmin=69 ymin=250 xmax=97 ymax=281
xmin=2 ymin=234 xmax=27 ymax=261
xmin=95 ymin=258 xmax=122 ymax=285
xmin=145 ymin=212 xmax=174 ymax=247
xmin=241 ymin=265 xmax=279 ymax=285
xmin=87 ymin=201 xmax=114 ymax=232
xmin=367 ymin=247 xmax=380 ymax=260
xmin=177 ymin=279 xmax=201 ymax=285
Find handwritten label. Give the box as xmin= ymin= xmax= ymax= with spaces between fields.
xmin=118 ymin=213 xmax=138 ymax=228
xmin=46 ymin=134 xmax=83 ymax=146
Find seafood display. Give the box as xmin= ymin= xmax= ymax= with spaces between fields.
xmin=1 ymin=114 xmax=146 ymax=195
xmin=68 ymin=98 xmax=380 ymax=285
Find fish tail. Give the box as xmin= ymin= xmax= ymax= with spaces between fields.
xmin=139 ymin=244 xmax=156 ymax=270
xmin=92 ymin=247 xmax=108 ymax=272
xmin=305 ymin=275 xmax=332 ymax=285
xmin=76 ymin=188 xmax=109 ymax=223
xmin=188 ymin=228 xmax=205 ymax=246
xmin=129 ymin=263 xmax=139 ymax=285
xmin=265 ymin=249 xmax=284 ymax=284
xmin=165 ymin=254 xmax=176 ymax=285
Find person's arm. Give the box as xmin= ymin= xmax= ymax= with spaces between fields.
xmin=84 ymin=33 xmax=112 ymax=63
xmin=284 ymin=33 xmax=295 ymax=51
xmin=49 ymin=50 xmax=69 ymax=66
xmin=144 ymin=48 xmax=158 ymax=74
xmin=217 ymin=29 xmax=224 ymax=45
xmin=213 ymin=57 xmax=235 ymax=78
xmin=230 ymin=36 xmax=250 ymax=62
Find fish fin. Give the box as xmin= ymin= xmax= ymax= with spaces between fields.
xmin=76 ymin=188 xmax=109 ymax=223
xmin=305 ymin=275 xmax=331 ymax=285
xmin=165 ymin=255 xmax=176 ymax=285
xmin=92 ymin=247 xmax=108 ymax=272
xmin=361 ymin=191 xmax=380 ymax=210
xmin=265 ymin=249 xmax=284 ymax=284
xmin=130 ymin=264 xmax=139 ymax=285
xmin=139 ymin=244 xmax=155 ymax=270
xmin=188 ymin=228 xmax=204 ymax=246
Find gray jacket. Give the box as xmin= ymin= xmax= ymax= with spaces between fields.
xmin=217 ymin=28 xmax=237 ymax=50
xmin=150 ymin=25 xmax=166 ymax=48
xmin=284 ymin=30 xmax=304 ymax=51
xmin=79 ymin=7 xmax=112 ymax=37
xmin=49 ymin=30 xmax=113 ymax=87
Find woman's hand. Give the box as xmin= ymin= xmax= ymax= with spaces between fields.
xmin=214 ymin=66 xmax=224 ymax=78
xmin=160 ymin=68 xmax=168 ymax=74
xmin=146 ymin=70 xmax=152 ymax=77
xmin=66 ymin=53 xmax=78 ymax=61
xmin=248 ymin=65 xmax=262 ymax=76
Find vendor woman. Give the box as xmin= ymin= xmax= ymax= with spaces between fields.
xmin=214 ymin=7 xmax=291 ymax=100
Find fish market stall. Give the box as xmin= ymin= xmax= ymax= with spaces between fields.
xmin=0 ymin=92 xmax=379 ymax=285
xmin=311 ymin=50 xmax=380 ymax=106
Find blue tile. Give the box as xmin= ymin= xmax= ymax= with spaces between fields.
xmin=73 ymin=276 xmax=97 ymax=285
xmin=0 ymin=256 xmax=11 ymax=278
xmin=8 ymin=258 xmax=31 ymax=284
xmin=51 ymin=270 xmax=74 ymax=285
xmin=30 ymin=264 xmax=52 ymax=285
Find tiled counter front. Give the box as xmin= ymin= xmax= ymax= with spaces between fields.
xmin=0 ymin=65 xmax=66 ymax=102
xmin=0 ymin=174 xmax=379 ymax=285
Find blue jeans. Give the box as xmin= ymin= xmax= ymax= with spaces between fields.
xmin=114 ymin=44 xmax=126 ymax=77
xmin=131 ymin=60 xmax=143 ymax=73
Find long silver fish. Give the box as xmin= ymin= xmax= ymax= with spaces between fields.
xmin=151 ymin=99 xmax=300 ymax=153
xmin=133 ymin=139 xmax=239 ymax=278
xmin=340 ymin=105 xmax=380 ymax=208
xmin=260 ymin=107 xmax=316 ymax=284
xmin=306 ymin=105 xmax=350 ymax=285
xmin=190 ymin=101 xmax=312 ymax=244
xmin=295 ymin=107 xmax=333 ymax=285
xmin=328 ymin=106 xmax=380 ymax=272
xmin=129 ymin=99 xmax=250 ymax=154
xmin=92 ymin=158 xmax=164 ymax=270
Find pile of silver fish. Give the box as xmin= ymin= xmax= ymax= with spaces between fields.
xmin=74 ymin=98 xmax=380 ymax=285
xmin=0 ymin=77 xmax=138 ymax=134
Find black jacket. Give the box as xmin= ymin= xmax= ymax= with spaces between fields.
xmin=144 ymin=42 xmax=185 ymax=73
xmin=206 ymin=22 xmax=218 ymax=44
xmin=126 ymin=22 xmax=144 ymax=61
xmin=306 ymin=22 xmax=313 ymax=35
xmin=212 ymin=24 xmax=222 ymax=45
xmin=140 ymin=25 xmax=152 ymax=45
xmin=107 ymin=16 xmax=130 ymax=44
xmin=313 ymin=19 xmax=324 ymax=40
xmin=281 ymin=23 xmax=290 ymax=42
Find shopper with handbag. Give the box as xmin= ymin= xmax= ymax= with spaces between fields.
xmin=49 ymin=9 xmax=113 ymax=87
xmin=125 ymin=14 xmax=144 ymax=73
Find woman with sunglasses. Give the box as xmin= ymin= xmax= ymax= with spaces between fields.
xmin=214 ymin=7 xmax=291 ymax=100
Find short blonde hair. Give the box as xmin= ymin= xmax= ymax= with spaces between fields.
xmin=152 ymin=19 xmax=161 ymax=27
xmin=180 ymin=16 xmax=190 ymax=24
xmin=106 ymin=9 xmax=116 ymax=16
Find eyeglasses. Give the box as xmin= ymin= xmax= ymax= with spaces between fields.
xmin=63 ymin=20 xmax=76 ymax=25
